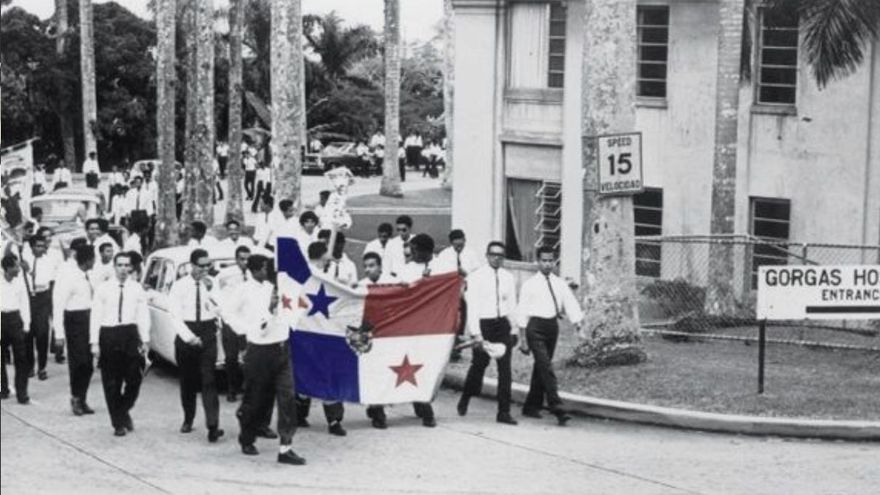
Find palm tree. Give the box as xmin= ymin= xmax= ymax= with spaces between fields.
xmin=182 ymin=1 xmax=198 ymax=225
xmin=270 ymin=0 xmax=304 ymax=205
xmin=78 ymin=0 xmax=98 ymax=161
xmin=226 ymin=0 xmax=245 ymax=225
xmin=53 ymin=0 xmax=76 ymax=171
xmin=571 ymin=0 xmax=646 ymax=367
xmin=440 ymin=0 xmax=454 ymax=190
xmin=379 ymin=0 xmax=403 ymax=198
xmin=303 ymin=13 xmax=378 ymax=85
xmin=155 ymin=0 xmax=178 ymax=248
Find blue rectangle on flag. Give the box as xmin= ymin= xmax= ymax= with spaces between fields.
xmin=277 ymin=237 xmax=311 ymax=284
xmin=290 ymin=331 xmax=360 ymax=403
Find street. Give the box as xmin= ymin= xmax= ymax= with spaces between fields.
xmin=2 ymin=358 xmax=877 ymax=495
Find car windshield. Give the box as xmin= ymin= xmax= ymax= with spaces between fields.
xmin=31 ymin=198 xmax=97 ymax=220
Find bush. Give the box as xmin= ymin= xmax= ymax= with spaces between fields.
xmin=640 ymin=278 xmax=706 ymax=318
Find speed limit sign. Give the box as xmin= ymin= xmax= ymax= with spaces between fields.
xmin=595 ymin=132 xmax=643 ymax=195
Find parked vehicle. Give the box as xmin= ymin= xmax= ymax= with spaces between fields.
xmin=29 ymin=188 xmax=123 ymax=248
xmin=320 ymin=142 xmax=376 ymax=176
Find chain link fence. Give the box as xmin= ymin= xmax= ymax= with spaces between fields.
xmin=635 ymin=235 xmax=880 ymax=350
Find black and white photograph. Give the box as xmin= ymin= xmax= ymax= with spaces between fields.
xmin=1 ymin=0 xmax=878 ymax=493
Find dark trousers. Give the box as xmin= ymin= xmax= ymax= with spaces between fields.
xmin=26 ymin=290 xmax=51 ymax=372
xmin=85 ymin=173 xmax=99 ymax=188
xmin=251 ymin=181 xmax=271 ymax=213
xmin=218 ymin=156 xmax=228 ymax=177
xmin=295 ymin=395 xmax=344 ymax=424
xmin=64 ymin=310 xmax=93 ymax=401
xmin=462 ymin=317 xmax=514 ymax=415
xmin=221 ymin=324 xmax=244 ymax=395
xmin=244 ymin=171 xmax=256 ymax=200
xmin=523 ymin=317 xmax=562 ymax=412
xmin=175 ymin=321 xmax=220 ymax=429
xmin=1 ymin=312 xmax=29 ymax=400
xmin=237 ymin=342 xmax=298 ymax=446
xmin=366 ymin=403 xmax=434 ymax=421
xmin=99 ymin=325 xmax=144 ymax=429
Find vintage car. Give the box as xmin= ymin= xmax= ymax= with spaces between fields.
xmin=320 ymin=142 xmax=376 ymax=176
xmin=29 ymin=188 xmax=123 ymax=248
xmin=142 ymin=245 xmax=271 ymax=368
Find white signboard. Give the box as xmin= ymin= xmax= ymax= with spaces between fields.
xmin=757 ymin=265 xmax=880 ymax=319
xmin=596 ymin=132 xmax=643 ymax=195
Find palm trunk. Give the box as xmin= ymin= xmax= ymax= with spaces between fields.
xmin=571 ymin=0 xmax=646 ymax=367
xmin=78 ymin=0 xmax=98 ymax=160
xmin=226 ymin=0 xmax=244 ymax=225
xmin=704 ymin=0 xmax=745 ymax=316
xmin=183 ymin=2 xmax=198 ymax=225
xmin=380 ymin=0 xmax=403 ymax=198
xmin=54 ymin=0 xmax=76 ymax=170
xmin=155 ymin=0 xmax=178 ymax=248
xmin=270 ymin=0 xmax=304 ymax=205
xmin=441 ymin=0 xmax=454 ymax=190
xmin=194 ymin=0 xmax=216 ymax=226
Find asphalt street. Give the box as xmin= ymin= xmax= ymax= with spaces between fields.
xmin=2 ymin=357 xmax=878 ymax=495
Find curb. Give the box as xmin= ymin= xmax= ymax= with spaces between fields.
xmin=442 ymin=370 xmax=880 ymax=441
xmin=349 ymin=207 xmax=450 ymax=215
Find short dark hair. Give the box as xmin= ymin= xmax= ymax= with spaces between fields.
xmin=448 ymin=229 xmax=465 ymax=242
xmin=262 ymin=195 xmax=275 ymax=208
xmin=363 ymin=252 xmax=382 ymax=266
xmin=97 ymin=218 xmax=110 ymax=232
xmin=378 ymin=223 xmax=393 ymax=235
xmin=246 ymin=254 xmax=267 ymax=273
xmin=127 ymin=251 xmax=143 ymax=268
xmin=2 ymin=253 xmax=18 ymax=270
xmin=536 ymin=245 xmax=557 ymax=258
xmin=74 ymin=245 xmax=96 ymax=265
xmin=279 ymin=199 xmax=294 ymax=212
xmin=308 ymin=241 xmax=328 ymax=261
xmin=486 ymin=241 xmax=506 ymax=254
xmin=190 ymin=248 xmax=209 ymax=264
xmin=395 ymin=215 xmax=413 ymax=228
xmin=69 ymin=237 xmax=89 ymax=252
xmin=299 ymin=211 xmax=319 ymax=226
xmin=317 ymin=229 xmax=331 ymax=241
xmin=85 ymin=218 xmax=101 ymax=230
xmin=319 ymin=190 xmax=331 ymax=200
xmin=191 ymin=221 xmax=207 ymax=235
xmin=31 ymin=206 xmax=43 ymax=217
xmin=36 ymin=227 xmax=52 ymax=237
xmin=234 ymin=245 xmax=251 ymax=258
xmin=99 ymin=242 xmax=114 ymax=253
xmin=410 ymin=233 xmax=435 ymax=253
xmin=29 ymin=234 xmax=47 ymax=247
xmin=225 ymin=219 xmax=240 ymax=229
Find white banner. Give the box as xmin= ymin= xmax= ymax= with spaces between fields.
xmin=757 ymin=265 xmax=880 ymax=320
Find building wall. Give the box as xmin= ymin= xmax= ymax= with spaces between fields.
xmin=451 ymin=0 xmax=880 ymax=281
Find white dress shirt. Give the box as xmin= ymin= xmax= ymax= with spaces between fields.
xmin=52 ymin=264 xmax=95 ymax=337
xmin=82 ymin=158 xmax=100 ymax=175
xmin=516 ymin=272 xmax=584 ymax=328
xmin=435 ymin=246 xmax=482 ymax=276
xmin=357 ymin=272 xmax=400 ymax=288
xmin=222 ymin=279 xmax=281 ymax=344
xmin=54 ymin=167 xmax=72 ymax=185
xmin=215 ymin=236 xmax=256 ymax=258
xmin=465 ymin=264 xmax=517 ymax=337
xmin=87 ymin=233 xmax=119 ymax=259
xmin=21 ymin=251 xmax=59 ymax=294
xmin=323 ymin=254 xmax=358 ymax=286
xmin=169 ymin=275 xmax=219 ymax=323
xmin=123 ymin=232 xmax=142 ymax=255
xmin=243 ymin=155 xmax=257 ymax=171
xmin=33 ymin=169 xmax=48 ymax=190
xmin=186 ymin=235 xmax=219 ymax=251
xmin=109 ymin=171 xmax=126 ymax=186
xmin=92 ymin=259 xmax=115 ymax=285
xmin=89 ymin=278 xmax=150 ymax=344
xmin=125 ymin=187 xmax=154 ymax=215
xmin=217 ymin=265 xmax=249 ymax=291
xmin=384 ymin=236 xmax=410 ymax=278
xmin=364 ymin=238 xmax=398 ymax=276
xmin=397 ymin=259 xmax=445 ymax=284
xmin=1 ymin=274 xmax=32 ymax=330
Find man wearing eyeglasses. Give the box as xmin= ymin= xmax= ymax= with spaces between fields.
xmin=168 ymin=248 xmax=224 ymax=443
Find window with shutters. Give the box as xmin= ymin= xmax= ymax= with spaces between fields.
xmin=756 ymin=7 xmax=799 ymax=105
xmin=750 ymin=197 xmax=791 ymax=287
xmin=633 ymin=188 xmax=663 ymax=277
xmin=508 ymin=2 xmax=567 ymax=90
xmin=505 ymin=179 xmax=561 ymax=262
xmin=637 ymin=6 xmax=669 ymax=100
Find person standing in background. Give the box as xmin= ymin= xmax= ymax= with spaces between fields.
xmin=20 ymin=234 xmax=58 ymax=380
xmin=216 ymin=141 xmax=229 ymax=179
xmin=53 ymin=161 xmax=72 ymax=190
xmin=1 ymin=254 xmax=32 ymax=404
xmin=83 ymin=152 xmax=101 ymax=189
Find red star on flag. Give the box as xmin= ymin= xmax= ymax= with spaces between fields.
xmin=389 ymin=355 xmax=423 ymax=388
xmin=281 ymin=294 xmax=292 ymax=310
xmin=298 ymin=296 xmax=310 ymax=309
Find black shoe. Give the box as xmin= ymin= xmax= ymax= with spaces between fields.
xmin=328 ymin=421 xmax=347 ymax=437
xmin=114 ymin=427 xmax=127 ymax=437
xmin=0 ymin=390 xmax=10 ymax=400
xmin=71 ymin=398 xmax=85 ymax=416
xmin=17 ymin=396 xmax=30 ymax=405
xmin=256 ymin=426 xmax=278 ymax=439
xmin=553 ymin=410 xmax=572 ymax=426
xmin=522 ymin=408 xmax=542 ymax=419
xmin=241 ymin=444 xmax=259 ymax=456
xmin=208 ymin=428 xmax=225 ymax=443
xmin=123 ymin=414 xmax=134 ymax=432
xmin=180 ymin=422 xmax=193 ymax=434
xmin=277 ymin=450 xmax=306 ymax=466
xmin=422 ymin=417 xmax=437 ymax=428
xmin=28 ymin=369 xmax=35 ymax=378
xmin=81 ymin=402 xmax=95 ymax=415
xmin=37 ymin=370 xmax=48 ymax=381
xmin=456 ymin=397 xmax=469 ymax=417
xmin=226 ymin=393 xmax=238 ymax=403
xmin=55 ymin=354 xmax=66 ymax=364
xmin=496 ymin=414 xmax=518 ymax=426
xmin=297 ymin=417 xmax=310 ymax=428
xmin=371 ymin=417 xmax=388 ymax=430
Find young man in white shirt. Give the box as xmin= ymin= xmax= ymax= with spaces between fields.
xmin=92 ymin=242 xmax=116 ymax=284
xmin=216 ymin=245 xmax=251 ymax=403
xmin=168 ymin=248 xmax=224 ymax=442
xmin=316 ymin=230 xmax=357 ymax=287
xmin=187 ymin=220 xmax=218 ymax=251
xmin=85 ymin=218 xmax=118 ymax=259
xmin=125 ymin=176 xmax=153 ymax=238
xmin=243 ymin=153 xmax=258 ymax=201
xmin=1 ymin=253 xmax=32 ymax=404
xmin=386 ymin=215 xmax=414 ymax=277
xmin=53 ymin=161 xmax=72 ymax=190
xmin=216 ymin=141 xmax=229 ymax=178
xmin=226 ymin=254 xmax=305 ymax=465
xmin=216 ymin=220 xmax=256 ymax=259
xmin=21 ymin=234 xmax=59 ymax=379
xmin=252 ymin=195 xmax=276 ymax=250
xmin=90 ymin=252 xmax=151 ymax=436
xmin=363 ymin=223 xmax=397 ymax=277
xmin=436 ymin=229 xmax=482 ymax=277
xmin=517 ymin=246 xmax=584 ymax=426
xmin=53 ymin=245 xmax=97 ymax=416
xmin=457 ymin=241 xmax=518 ymax=425
xmin=83 ymin=151 xmax=101 ymax=189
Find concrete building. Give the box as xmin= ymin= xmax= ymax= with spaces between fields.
xmin=450 ymin=0 xmax=880 ymax=286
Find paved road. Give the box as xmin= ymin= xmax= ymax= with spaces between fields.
xmin=2 ymin=358 xmax=877 ymax=495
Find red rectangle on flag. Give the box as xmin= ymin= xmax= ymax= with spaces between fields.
xmin=363 ymin=273 xmax=462 ymax=338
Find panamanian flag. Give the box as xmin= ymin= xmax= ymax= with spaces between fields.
xmin=275 ymin=237 xmax=463 ymax=404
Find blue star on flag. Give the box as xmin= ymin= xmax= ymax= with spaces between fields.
xmin=307 ymin=283 xmax=338 ymax=318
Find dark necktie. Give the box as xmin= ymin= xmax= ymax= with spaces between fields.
xmin=32 ymin=257 xmax=38 ymax=290
xmin=118 ymin=283 xmax=124 ymax=323
xmin=196 ymin=281 xmax=202 ymax=322
xmin=456 ymin=252 xmax=461 ymax=271
xmin=85 ymin=271 xmax=93 ymax=297
xmin=423 ymin=262 xmax=431 ymax=278
xmin=136 ymin=190 xmax=140 ymax=210
xmin=494 ymin=269 xmax=500 ymax=317
xmin=545 ymin=274 xmax=561 ymax=319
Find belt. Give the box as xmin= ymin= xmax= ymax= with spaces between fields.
xmin=31 ymin=288 xmax=50 ymax=295
xmin=65 ymin=309 xmax=91 ymax=314
xmin=480 ymin=316 xmax=508 ymax=322
xmin=1 ymin=310 xmax=21 ymax=315
xmin=185 ymin=319 xmax=217 ymax=325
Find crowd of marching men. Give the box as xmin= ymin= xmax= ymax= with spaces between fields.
xmin=1 ymin=196 xmax=585 ymax=466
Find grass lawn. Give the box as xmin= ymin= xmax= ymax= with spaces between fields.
xmin=347 ymin=188 xmax=451 ymax=209
xmin=449 ymin=325 xmax=880 ymax=421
